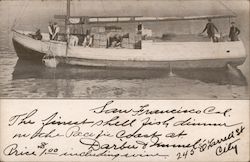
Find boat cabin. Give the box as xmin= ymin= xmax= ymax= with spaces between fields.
xmin=38 ymin=14 xmax=237 ymax=50
xmin=46 ymin=15 xmax=143 ymax=49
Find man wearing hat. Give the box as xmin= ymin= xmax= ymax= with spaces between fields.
xmin=200 ymin=18 xmax=219 ymax=42
xmin=229 ymin=22 xmax=240 ymax=41
xmin=48 ymin=21 xmax=54 ymax=40
xmin=52 ymin=22 xmax=60 ymax=41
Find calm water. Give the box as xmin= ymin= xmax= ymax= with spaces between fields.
xmin=0 ymin=0 xmax=249 ymax=99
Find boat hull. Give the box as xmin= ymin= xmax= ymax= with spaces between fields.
xmin=12 ymin=30 xmax=247 ymax=69
xmin=65 ymin=56 xmax=245 ymax=69
xmin=13 ymin=39 xmax=45 ymax=62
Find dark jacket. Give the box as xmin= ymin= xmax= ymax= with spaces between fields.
xmin=202 ymin=22 xmax=218 ymax=38
xmin=48 ymin=25 xmax=55 ymax=40
xmin=229 ymin=26 xmax=240 ymax=41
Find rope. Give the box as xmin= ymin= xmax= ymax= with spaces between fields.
xmin=101 ymin=0 xmax=108 ymax=15
xmin=219 ymin=1 xmax=236 ymax=26
xmin=219 ymin=0 xmax=237 ymax=17
xmin=42 ymin=43 xmax=58 ymax=68
xmin=12 ymin=1 xmax=29 ymax=29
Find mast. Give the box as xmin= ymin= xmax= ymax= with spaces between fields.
xmin=66 ymin=0 xmax=70 ymax=56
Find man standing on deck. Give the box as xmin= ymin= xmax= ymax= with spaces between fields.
xmin=48 ymin=21 xmax=54 ymax=40
xmin=229 ymin=22 xmax=240 ymax=41
xmin=200 ymin=18 xmax=219 ymax=42
xmin=137 ymin=23 xmax=143 ymax=34
xmin=52 ymin=22 xmax=60 ymax=41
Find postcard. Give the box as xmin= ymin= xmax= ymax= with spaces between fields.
xmin=0 ymin=0 xmax=249 ymax=161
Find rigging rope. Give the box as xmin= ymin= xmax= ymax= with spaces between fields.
xmin=219 ymin=0 xmax=237 ymax=17
xmin=101 ymin=0 xmax=108 ymax=16
xmin=12 ymin=1 xmax=29 ymax=30
xmin=219 ymin=1 xmax=236 ymax=26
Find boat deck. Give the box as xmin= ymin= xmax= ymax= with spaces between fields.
xmin=152 ymin=34 xmax=229 ymax=42
xmin=18 ymin=29 xmax=230 ymax=44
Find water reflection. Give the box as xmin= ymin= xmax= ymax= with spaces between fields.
xmin=12 ymin=59 xmax=170 ymax=80
xmin=175 ymin=68 xmax=247 ymax=86
xmin=12 ymin=59 xmax=247 ymax=86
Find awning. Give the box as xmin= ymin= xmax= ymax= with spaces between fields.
xmin=68 ymin=0 xmax=235 ymax=19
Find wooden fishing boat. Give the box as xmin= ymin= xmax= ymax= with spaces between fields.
xmin=12 ymin=0 xmax=247 ymax=69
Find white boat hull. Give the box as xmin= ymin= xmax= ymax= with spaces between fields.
xmin=13 ymin=30 xmax=246 ymax=69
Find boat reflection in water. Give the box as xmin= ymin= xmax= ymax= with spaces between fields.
xmin=12 ymin=59 xmax=170 ymax=80
xmin=12 ymin=59 xmax=247 ymax=86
